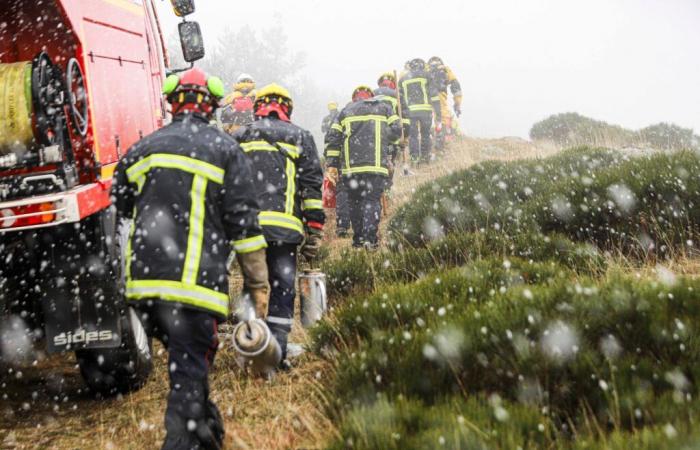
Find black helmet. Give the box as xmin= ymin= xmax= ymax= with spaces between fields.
xmin=409 ymin=58 xmax=426 ymax=72
xmin=428 ymin=56 xmax=444 ymax=66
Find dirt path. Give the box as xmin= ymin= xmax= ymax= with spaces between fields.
xmin=0 ymin=136 xmax=554 ymax=450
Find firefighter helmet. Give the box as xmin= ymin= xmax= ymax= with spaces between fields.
xmin=163 ymin=67 xmax=224 ymax=116
xmin=328 ymin=101 xmax=338 ymax=110
xmin=352 ymin=85 xmax=374 ymax=102
xmin=428 ymin=56 xmax=444 ymax=67
xmin=254 ymin=83 xmax=293 ymax=121
xmin=237 ymin=73 xmax=254 ymax=84
xmin=377 ymin=72 xmax=396 ymax=89
xmin=409 ymin=58 xmax=426 ymax=72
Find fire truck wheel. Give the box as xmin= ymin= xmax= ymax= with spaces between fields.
xmin=76 ymin=306 xmax=152 ymax=397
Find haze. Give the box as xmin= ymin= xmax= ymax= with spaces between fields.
xmin=156 ymin=0 xmax=700 ymax=139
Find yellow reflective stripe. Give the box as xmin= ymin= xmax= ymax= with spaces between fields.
xmin=126 ymin=280 xmax=228 ymax=316
xmin=182 ymin=175 xmax=208 ymax=285
xmin=232 ymin=235 xmax=267 ymax=254
xmin=341 ymin=166 xmax=389 ymax=176
xmin=376 ymin=95 xmax=398 ymax=109
xmin=259 ymin=211 xmax=304 ymax=234
xmin=303 ymin=199 xmax=323 ymax=210
xmin=430 ymin=96 xmax=441 ymax=102
xmin=240 ymin=140 xmax=300 ymax=158
xmin=402 ymin=118 xmax=411 ymax=125
xmin=375 ymin=119 xmax=381 ymax=169
xmin=331 ymin=123 xmax=343 ymax=132
xmin=326 ymin=150 xmax=341 ymax=157
xmin=403 ymin=78 xmax=429 ymax=105
xmin=126 ymin=153 xmax=224 ymax=184
xmin=340 ymin=115 xmax=390 ymax=127
xmin=388 ymin=115 xmax=400 ymax=124
xmin=285 ymin=158 xmax=296 ymax=214
xmin=408 ymin=105 xmax=433 ymax=112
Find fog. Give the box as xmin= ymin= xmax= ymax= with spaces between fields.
xmin=156 ymin=0 xmax=700 ymax=139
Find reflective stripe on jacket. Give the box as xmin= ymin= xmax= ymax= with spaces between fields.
xmin=399 ymin=69 xmax=442 ymax=122
xmin=233 ymin=117 xmax=325 ymax=244
xmin=112 ymin=114 xmax=266 ymax=318
xmin=324 ymin=98 xmax=402 ymax=176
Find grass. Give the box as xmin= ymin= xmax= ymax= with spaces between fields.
xmin=316 ymin=146 xmax=700 ymax=448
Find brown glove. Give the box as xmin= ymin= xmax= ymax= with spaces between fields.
xmin=236 ymin=248 xmax=270 ymax=318
xmin=300 ymin=227 xmax=323 ymax=262
xmin=326 ymin=167 xmax=339 ymax=186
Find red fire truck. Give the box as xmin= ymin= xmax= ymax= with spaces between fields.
xmin=0 ymin=0 xmax=203 ymax=395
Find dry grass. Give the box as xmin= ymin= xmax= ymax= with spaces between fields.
xmin=0 ymin=136 xmax=585 ymax=450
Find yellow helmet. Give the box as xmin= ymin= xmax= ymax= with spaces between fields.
xmin=328 ymin=101 xmax=338 ymax=110
xmin=254 ymin=83 xmax=294 ymax=121
xmin=352 ymin=85 xmax=374 ymax=102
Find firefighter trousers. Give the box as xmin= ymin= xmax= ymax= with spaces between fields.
xmin=135 ymin=302 xmax=223 ymax=450
xmin=336 ymin=177 xmax=351 ymax=233
xmin=408 ymin=114 xmax=432 ymax=163
xmin=265 ymin=242 xmax=298 ymax=359
xmin=346 ymin=174 xmax=387 ymax=248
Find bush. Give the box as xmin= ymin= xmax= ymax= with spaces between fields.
xmin=319 ymin=272 xmax=700 ymax=446
xmin=389 ymin=149 xmax=700 ymax=258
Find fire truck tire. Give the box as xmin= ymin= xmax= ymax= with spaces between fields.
xmin=76 ymin=306 xmax=152 ymax=397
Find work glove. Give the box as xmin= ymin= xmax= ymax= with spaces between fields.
xmin=300 ymin=226 xmax=323 ymax=262
xmin=326 ymin=167 xmax=339 ymax=186
xmin=236 ymin=248 xmax=270 ymax=318
xmin=435 ymin=122 xmax=443 ymax=134
xmin=454 ymin=103 xmax=461 ymax=117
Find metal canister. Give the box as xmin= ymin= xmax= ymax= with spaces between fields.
xmin=231 ymin=319 xmax=281 ymax=378
xmin=299 ymin=270 xmax=327 ymax=328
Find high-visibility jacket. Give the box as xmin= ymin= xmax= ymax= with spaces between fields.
xmin=429 ymin=64 xmax=462 ymax=126
xmin=221 ymin=81 xmax=256 ymax=130
xmin=398 ymin=69 xmax=442 ymax=122
xmin=112 ymin=114 xmax=266 ymax=319
xmin=232 ymin=117 xmax=325 ymax=244
xmin=324 ymin=98 xmax=402 ymax=177
xmin=374 ymin=86 xmax=410 ymax=137
xmin=321 ymin=109 xmax=339 ymax=135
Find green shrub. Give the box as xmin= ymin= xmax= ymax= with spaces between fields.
xmin=322 ymin=274 xmax=700 ymax=443
xmin=322 ymin=231 xmax=605 ymax=298
xmin=388 ymin=147 xmax=622 ymax=247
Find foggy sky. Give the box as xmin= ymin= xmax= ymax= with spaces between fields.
xmin=156 ymin=0 xmax=700 ymax=138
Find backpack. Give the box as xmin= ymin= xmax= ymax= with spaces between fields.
xmin=232 ymin=95 xmax=254 ymax=113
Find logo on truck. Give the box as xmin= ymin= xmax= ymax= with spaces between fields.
xmin=53 ymin=329 xmax=116 ymax=346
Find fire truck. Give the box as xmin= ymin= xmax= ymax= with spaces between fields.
xmin=0 ymin=0 xmax=204 ymax=395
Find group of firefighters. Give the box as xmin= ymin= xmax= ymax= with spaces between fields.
xmin=110 ymin=56 xmax=460 ymax=449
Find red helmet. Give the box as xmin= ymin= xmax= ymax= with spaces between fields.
xmin=162 ymin=67 xmax=225 ymax=117
xmin=352 ymin=85 xmax=374 ymax=102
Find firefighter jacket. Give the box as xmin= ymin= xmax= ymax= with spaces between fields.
xmin=232 ymin=117 xmax=325 ymax=245
xmin=324 ymin=99 xmax=402 ymax=177
xmin=321 ymin=109 xmax=339 ymax=135
xmin=429 ymin=64 xmax=462 ymax=107
xmin=221 ymin=81 xmax=257 ymax=127
xmin=374 ymin=86 xmax=410 ymax=137
xmin=112 ymin=114 xmax=267 ymax=319
xmin=398 ymin=68 xmax=442 ymax=122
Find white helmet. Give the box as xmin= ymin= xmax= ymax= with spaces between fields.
xmin=237 ymin=73 xmax=254 ymax=83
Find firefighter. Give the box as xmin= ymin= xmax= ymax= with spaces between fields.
xmin=428 ymin=56 xmax=462 ymax=149
xmin=220 ymin=73 xmax=257 ymax=134
xmin=322 ymin=102 xmax=351 ymax=237
xmin=321 ymin=101 xmax=339 ymax=135
xmin=399 ymin=58 xmax=442 ymax=164
xmin=112 ymin=67 xmax=269 ymax=450
xmin=325 ymin=85 xmax=401 ymax=249
xmin=374 ymin=72 xmax=410 ymax=180
xmin=232 ymin=83 xmax=325 ymax=365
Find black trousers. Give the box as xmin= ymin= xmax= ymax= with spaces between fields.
xmin=336 ymin=177 xmax=351 ymax=231
xmin=409 ymin=114 xmax=432 ymax=162
xmin=264 ymin=242 xmax=297 ymax=358
xmin=345 ymin=174 xmax=386 ymax=248
xmin=135 ymin=302 xmax=223 ymax=450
